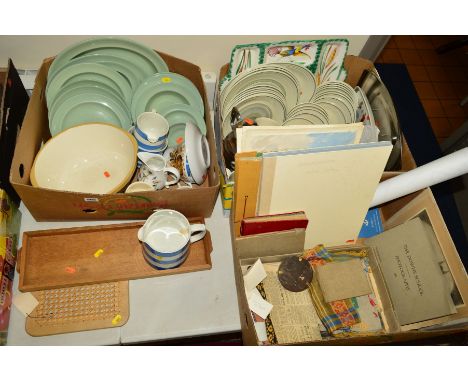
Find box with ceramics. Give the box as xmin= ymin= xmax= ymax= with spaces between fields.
xmin=11 ymin=37 xmax=219 ymax=221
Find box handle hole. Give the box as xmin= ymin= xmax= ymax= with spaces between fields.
xmin=19 ymin=164 xmax=24 ymax=178
xmin=82 ymin=208 xmax=97 ymax=214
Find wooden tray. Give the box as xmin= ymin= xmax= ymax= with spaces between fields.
xmin=26 ymin=281 xmax=129 ymax=336
xmin=18 ymin=218 xmax=212 ymax=292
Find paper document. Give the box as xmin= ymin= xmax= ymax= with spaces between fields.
xmin=12 ymin=292 xmax=38 ymax=317
xmin=243 ymin=259 xmax=267 ymax=296
xmin=262 ymin=263 xmax=322 ymax=344
xmin=248 ymin=288 xmax=273 ymax=319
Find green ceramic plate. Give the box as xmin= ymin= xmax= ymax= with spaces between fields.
xmin=50 ymin=93 xmax=132 ymax=136
xmin=48 ymin=37 xmax=168 ymax=81
xmin=63 ymin=54 xmax=142 ymax=91
xmin=131 ymin=82 xmax=204 ymax=122
xmin=47 ymin=79 xmax=124 ymax=116
xmin=48 ymin=84 xmax=130 ymax=127
xmin=143 ymin=72 xmax=203 ymax=106
xmin=159 ymin=104 xmax=207 ymax=147
xmin=46 ymin=63 xmax=132 ymax=108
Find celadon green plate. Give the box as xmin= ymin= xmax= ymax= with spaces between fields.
xmin=48 ymin=79 xmax=123 ymax=115
xmin=50 ymin=93 xmax=132 ymax=136
xmin=48 ymin=37 xmax=168 ymax=81
xmin=159 ymin=104 xmax=207 ymax=147
xmin=48 ymin=84 xmax=130 ymax=126
xmin=131 ymin=82 xmax=204 ymax=122
xmin=142 ymin=72 xmax=203 ymax=107
xmin=46 ymin=63 xmax=132 ymax=108
xmin=63 ymin=54 xmax=143 ymax=91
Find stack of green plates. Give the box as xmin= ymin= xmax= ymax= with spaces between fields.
xmin=131 ymin=72 xmax=205 ymax=147
xmin=46 ymin=37 xmax=169 ymax=136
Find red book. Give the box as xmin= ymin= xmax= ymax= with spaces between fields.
xmin=241 ymin=212 xmax=308 ymax=236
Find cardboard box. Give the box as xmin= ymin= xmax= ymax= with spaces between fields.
xmin=10 ymin=51 xmax=220 ymax=221
xmin=215 ymin=55 xmax=417 ymax=210
xmin=231 ymin=188 xmax=468 ymax=345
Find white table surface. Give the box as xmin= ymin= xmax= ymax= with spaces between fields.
xmin=7 ymin=195 xmax=241 ymax=345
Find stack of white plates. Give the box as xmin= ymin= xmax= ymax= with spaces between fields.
xmin=220 ymin=63 xmax=316 ymax=138
xmin=220 ymin=63 xmax=358 ymax=137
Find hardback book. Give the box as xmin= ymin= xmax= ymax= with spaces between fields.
xmin=241 ymin=211 xmax=308 ymax=236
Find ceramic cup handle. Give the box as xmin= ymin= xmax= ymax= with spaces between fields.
xmin=189 ymin=223 xmax=206 ymax=243
xmin=164 ymin=166 xmax=180 ymax=186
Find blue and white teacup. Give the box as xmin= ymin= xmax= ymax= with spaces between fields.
xmin=138 ymin=209 xmax=206 ymax=270
xmin=133 ymin=112 xmax=169 ymax=154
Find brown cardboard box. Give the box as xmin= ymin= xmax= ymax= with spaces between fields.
xmin=231 ymin=188 xmax=468 ymax=345
xmin=215 ymin=55 xmax=416 ymax=184
xmin=10 ymin=51 xmax=220 ymax=221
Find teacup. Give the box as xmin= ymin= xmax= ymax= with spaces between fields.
xmin=138 ymin=209 xmax=206 ymax=270
xmin=137 ymin=152 xmax=180 ymax=190
xmin=133 ymin=112 xmax=169 ymax=153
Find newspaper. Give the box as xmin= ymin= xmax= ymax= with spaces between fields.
xmin=262 ymin=263 xmax=322 ymax=344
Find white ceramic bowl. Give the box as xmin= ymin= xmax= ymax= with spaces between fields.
xmin=31 ymin=123 xmax=138 ymax=194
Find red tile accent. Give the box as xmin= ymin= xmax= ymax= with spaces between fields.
xmin=406 ymin=65 xmax=430 ymax=82
xmin=400 ymin=49 xmax=423 ymax=65
xmin=414 ymin=82 xmax=437 ymax=99
xmin=421 ymin=99 xmax=446 ymax=117
xmin=440 ymin=99 xmax=465 ymax=117
xmin=394 ymin=36 xmax=415 ymax=49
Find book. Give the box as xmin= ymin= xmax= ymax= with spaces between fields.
xmin=257 ymin=141 xmax=392 ymax=248
xmin=367 ymin=217 xmax=457 ymax=325
xmin=241 ymin=212 xmax=308 ymax=236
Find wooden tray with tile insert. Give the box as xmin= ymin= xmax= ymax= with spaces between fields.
xmin=18 ymin=218 xmax=212 ymax=292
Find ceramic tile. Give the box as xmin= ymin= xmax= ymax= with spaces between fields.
xmin=426 ymin=66 xmax=449 ymax=82
xmin=421 ymin=99 xmax=446 ymax=118
xmin=439 ymin=51 xmax=464 ymax=67
xmin=381 ymin=48 xmax=403 ymax=64
xmin=429 ymin=117 xmax=455 ymax=137
xmin=394 ymin=36 xmax=415 ymax=49
xmin=433 ymin=82 xmax=458 ymax=100
xmin=440 ymin=99 xmax=465 ymax=117
xmin=414 ymin=82 xmax=437 ymax=100
xmin=400 ymin=49 xmax=423 ymax=65
xmin=452 ymin=82 xmax=468 ymax=100
xmin=419 ymin=50 xmax=442 ymax=66
xmin=444 ymin=66 xmax=468 ymax=82
xmin=385 ymin=37 xmax=397 ymax=49
xmin=406 ymin=65 xmax=430 ymax=82
xmin=412 ymin=35 xmax=434 ymax=50
xmin=430 ymin=36 xmax=458 ymax=49
xmin=448 ymin=117 xmax=466 ymax=130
